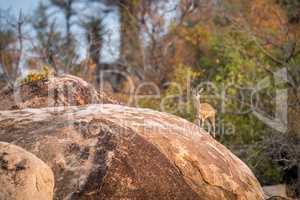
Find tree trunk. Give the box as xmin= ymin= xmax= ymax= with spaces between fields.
xmin=119 ymin=0 xmax=143 ymax=69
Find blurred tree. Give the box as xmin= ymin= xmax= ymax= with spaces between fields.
xmin=32 ymin=2 xmax=64 ymax=71
xmin=93 ymin=0 xmax=144 ymax=71
xmin=118 ymin=0 xmax=144 ymax=69
xmin=82 ymin=16 xmax=105 ymax=85
xmin=0 ymin=20 xmax=15 ymax=86
xmin=0 ymin=9 xmax=27 ymax=83
xmin=49 ymin=0 xmax=79 ymax=71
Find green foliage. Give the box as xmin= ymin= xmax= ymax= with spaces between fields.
xmin=162 ymin=64 xmax=201 ymax=121
xmin=138 ymin=64 xmax=200 ymax=122
xmin=245 ymin=145 xmax=284 ymax=185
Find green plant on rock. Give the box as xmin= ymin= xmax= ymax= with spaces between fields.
xmin=20 ymin=65 xmax=54 ymax=85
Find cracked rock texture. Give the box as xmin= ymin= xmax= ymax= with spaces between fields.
xmin=0 ymin=142 xmax=54 ymax=200
xmin=0 ymin=74 xmax=119 ymax=111
xmin=0 ymin=104 xmax=264 ymax=200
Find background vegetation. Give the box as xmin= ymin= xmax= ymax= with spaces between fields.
xmin=0 ymin=0 xmax=299 ymax=197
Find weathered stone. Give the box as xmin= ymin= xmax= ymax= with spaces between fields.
xmin=0 ymin=104 xmax=264 ymax=200
xmin=0 ymin=142 xmax=54 ymax=200
xmin=266 ymin=196 xmax=293 ymax=200
xmin=0 ymin=74 xmax=119 ymax=110
xmin=263 ymin=184 xmax=288 ymax=199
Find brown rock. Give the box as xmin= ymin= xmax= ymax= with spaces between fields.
xmin=0 ymin=104 xmax=264 ymax=200
xmin=263 ymin=184 xmax=288 ymax=199
xmin=266 ymin=197 xmax=293 ymax=200
xmin=0 ymin=142 xmax=54 ymax=200
xmin=0 ymin=74 xmax=119 ymax=110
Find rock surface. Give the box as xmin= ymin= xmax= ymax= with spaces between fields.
xmin=266 ymin=197 xmax=293 ymax=200
xmin=0 ymin=74 xmax=119 ymax=111
xmin=263 ymin=184 xmax=288 ymax=199
xmin=0 ymin=104 xmax=265 ymax=200
xmin=0 ymin=142 xmax=54 ymax=200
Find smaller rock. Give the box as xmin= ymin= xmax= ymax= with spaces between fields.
xmin=0 ymin=142 xmax=54 ymax=200
xmin=266 ymin=197 xmax=292 ymax=200
xmin=0 ymin=74 xmax=120 ymax=110
xmin=263 ymin=184 xmax=288 ymax=199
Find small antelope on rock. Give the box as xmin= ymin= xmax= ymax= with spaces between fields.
xmin=193 ymin=88 xmax=216 ymax=137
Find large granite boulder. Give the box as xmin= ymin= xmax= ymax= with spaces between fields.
xmin=0 ymin=104 xmax=264 ymax=200
xmin=0 ymin=142 xmax=54 ymax=200
xmin=0 ymin=74 xmax=118 ymax=110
